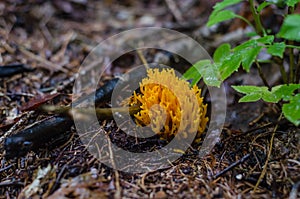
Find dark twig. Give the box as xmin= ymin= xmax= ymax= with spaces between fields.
xmin=0 ymin=180 xmax=24 ymax=187
xmin=255 ymin=60 xmax=270 ymax=89
xmin=0 ymin=164 xmax=14 ymax=173
xmin=214 ymin=153 xmax=251 ymax=179
xmin=273 ymin=56 xmax=288 ymax=84
xmin=0 ymin=63 xmax=34 ymax=77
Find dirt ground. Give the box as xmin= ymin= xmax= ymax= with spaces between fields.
xmin=0 ymin=1 xmax=299 ymax=198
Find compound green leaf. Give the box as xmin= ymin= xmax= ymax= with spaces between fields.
xmin=232 ymin=85 xmax=270 ymax=102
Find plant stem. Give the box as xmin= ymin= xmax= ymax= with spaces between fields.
xmin=249 ymin=0 xmax=266 ymax=36
xmin=273 ymin=56 xmax=288 ymax=84
xmin=296 ymin=55 xmax=300 ymax=83
xmin=288 ymin=41 xmax=295 ymax=83
xmin=287 ymin=5 xmax=296 ymax=83
xmin=236 ymin=15 xmax=255 ymax=30
xmin=286 ymin=45 xmax=300 ymax=50
xmin=255 ymin=60 xmax=270 ymax=89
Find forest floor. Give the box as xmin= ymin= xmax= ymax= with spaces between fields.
xmin=0 ymin=1 xmax=299 ymax=198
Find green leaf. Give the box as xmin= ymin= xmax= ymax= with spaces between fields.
xmin=272 ymin=84 xmax=300 ymax=101
xmin=241 ymin=46 xmax=263 ymax=72
xmin=207 ymin=10 xmax=237 ymax=27
xmin=277 ymin=14 xmax=300 ymax=41
xmin=219 ymin=54 xmax=242 ymax=80
xmin=234 ymin=39 xmax=257 ymax=52
xmin=232 ymin=85 xmax=269 ymax=94
xmin=213 ymin=43 xmax=231 ymax=63
xmin=233 ymin=38 xmax=263 ymax=72
xmin=267 ymin=42 xmax=286 ymax=58
xmin=282 ymin=93 xmax=300 ymax=126
xmin=239 ymin=93 xmax=262 ymax=102
xmin=261 ymin=91 xmax=279 ymax=102
xmin=257 ymin=35 xmax=274 ymax=45
xmin=182 ymin=64 xmax=202 ymax=86
xmin=212 ymin=0 xmax=242 ymax=13
xmin=286 ymin=0 xmax=300 ymax=7
xmin=183 ymin=60 xmax=221 ymax=87
xmin=232 ymin=85 xmax=269 ymax=102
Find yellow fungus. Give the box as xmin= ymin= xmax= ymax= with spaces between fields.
xmin=129 ymin=68 xmax=208 ymax=140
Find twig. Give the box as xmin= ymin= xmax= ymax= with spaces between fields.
xmin=289 ymin=180 xmax=300 ymax=199
xmin=0 ymin=111 xmax=34 ymax=144
xmin=295 ymin=55 xmax=300 ymax=83
xmin=105 ymin=132 xmax=121 ymax=198
xmin=0 ymin=180 xmax=24 ymax=187
xmin=255 ymin=60 xmax=270 ymax=89
xmin=213 ymin=154 xmax=251 ymax=179
xmin=137 ymin=49 xmax=149 ymax=69
xmin=254 ymin=113 xmax=283 ymax=191
xmin=0 ymin=164 xmax=14 ymax=173
xmin=19 ymin=46 xmax=67 ymax=73
xmin=164 ymin=0 xmax=184 ymax=22
xmin=0 ymin=63 xmax=34 ymax=77
xmin=40 ymin=105 xmax=140 ymax=120
xmin=273 ymin=56 xmax=288 ymax=84
xmin=288 ymin=40 xmax=295 ymax=83
xmin=249 ymin=112 xmax=265 ymax=126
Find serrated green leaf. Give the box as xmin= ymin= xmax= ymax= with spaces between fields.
xmin=282 ymin=93 xmax=300 ymax=126
xmin=219 ymin=54 xmax=242 ymax=80
xmin=234 ymin=39 xmax=257 ymax=52
xmin=261 ymin=91 xmax=279 ymax=102
xmin=239 ymin=93 xmax=262 ymax=102
xmin=207 ymin=10 xmax=237 ymax=27
xmin=232 ymin=85 xmax=268 ymax=94
xmin=232 ymin=85 xmax=271 ymax=102
xmin=212 ymin=0 xmax=242 ymax=13
xmin=286 ymin=0 xmax=300 ymax=7
xmin=241 ymin=46 xmax=263 ymax=72
xmin=232 ymin=39 xmax=262 ymax=72
xmin=272 ymin=84 xmax=300 ymax=101
xmin=277 ymin=14 xmax=300 ymax=41
xmin=267 ymin=42 xmax=286 ymax=58
xmin=213 ymin=43 xmax=231 ymax=63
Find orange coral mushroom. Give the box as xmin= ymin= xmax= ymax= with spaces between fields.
xmin=129 ymin=68 xmax=208 ymax=140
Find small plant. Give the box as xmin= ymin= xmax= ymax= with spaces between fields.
xmin=183 ymin=0 xmax=300 ymax=126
